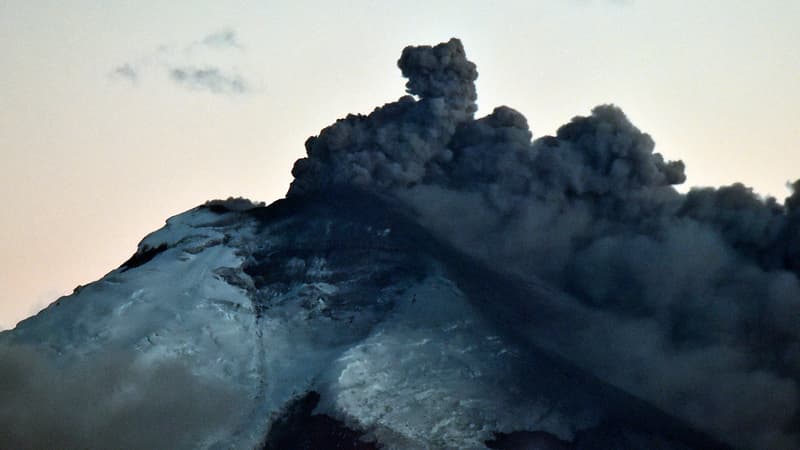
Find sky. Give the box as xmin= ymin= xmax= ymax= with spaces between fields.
xmin=1 ymin=0 xmax=798 ymax=330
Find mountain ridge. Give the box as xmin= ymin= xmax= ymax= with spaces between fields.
xmin=2 ymin=187 xmax=729 ymax=449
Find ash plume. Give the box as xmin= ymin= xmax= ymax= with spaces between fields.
xmin=290 ymin=38 xmax=800 ymax=449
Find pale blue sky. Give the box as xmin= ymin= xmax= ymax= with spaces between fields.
xmin=1 ymin=0 xmax=798 ymax=328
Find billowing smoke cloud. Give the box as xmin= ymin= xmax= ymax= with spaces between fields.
xmin=289 ymin=39 xmax=477 ymax=196
xmin=290 ymin=38 xmax=800 ymax=449
xmin=0 ymin=343 xmax=246 ymax=449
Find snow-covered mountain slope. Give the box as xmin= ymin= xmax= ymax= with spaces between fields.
xmin=0 ymin=189 xmax=728 ymax=449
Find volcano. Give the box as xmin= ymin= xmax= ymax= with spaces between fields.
xmin=4 ymin=38 xmax=799 ymax=449
xmin=2 ymin=189 xmax=727 ymax=449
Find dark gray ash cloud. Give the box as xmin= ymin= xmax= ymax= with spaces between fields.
xmin=110 ymin=29 xmax=252 ymax=95
xmin=289 ymin=38 xmax=800 ymax=450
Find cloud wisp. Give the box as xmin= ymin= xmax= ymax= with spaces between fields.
xmin=110 ymin=29 xmax=253 ymax=95
xmin=169 ymin=66 xmax=248 ymax=94
xmin=199 ymin=29 xmax=243 ymax=50
xmin=109 ymin=63 xmax=138 ymax=83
